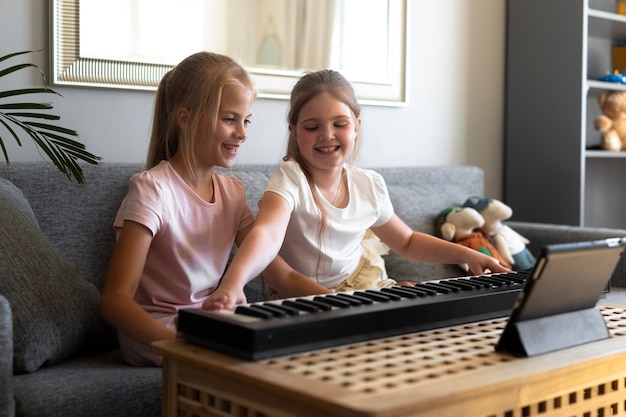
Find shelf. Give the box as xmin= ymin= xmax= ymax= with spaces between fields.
xmin=588 ymin=9 xmax=626 ymax=38
xmin=587 ymin=79 xmax=626 ymax=91
xmin=586 ymin=149 xmax=626 ymax=157
xmin=506 ymin=1 xmax=626 ymax=228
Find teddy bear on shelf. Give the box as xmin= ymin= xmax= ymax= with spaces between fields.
xmin=435 ymin=205 xmax=511 ymax=272
xmin=462 ymin=196 xmax=536 ymax=272
xmin=594 ymin=90 xmax=626 ymax=151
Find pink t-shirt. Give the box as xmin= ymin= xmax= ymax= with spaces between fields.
xmin=113 ymin=161 xmax=254 ymax=315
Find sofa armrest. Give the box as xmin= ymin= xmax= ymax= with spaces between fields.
xmin=506 ymin=221 xmax=626 ymax=287
xmin=0 ymin=294 xmax=15 ymax=417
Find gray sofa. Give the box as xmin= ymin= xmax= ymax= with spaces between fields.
xmin=1 ymin=162 xmax=626 ymax=417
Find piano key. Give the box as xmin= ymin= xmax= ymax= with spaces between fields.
xmin=469 ymin=277 xmax=498 ymax=287
xmin=297 ymin=298 xmax=333 ymax=312
xmin=503 ymin=273 xmax=528 ymax=284
xmin=487 ymin=275 xmax=519 ymax=286
xmin=333 ymin=293 xmax=367 ymax=306
xmin=282 ymin=299 xmax=320 ymax=313
xmin=234 ymin=305 xmax=273 ymax=319
xmin=429 ymin=281 xmax=465 ymax=292
xmin=354 ymin=290 xmax=391 ymax=303
xmin=313 ymin=295 xmax=351 ymax=309
xmin=444 ymin=279 xmax=480 ymax=291
xmin=249 ymin=304 xmax=289 ymax=318
xmin=381 ymin=287 xmax=419 ymax=299
xmin=451 ymin=278 xmax=489 ymax=289
xmin=262 ymin=303 xmax=300 ymax=316
xmin=396 ymin=285 xmax=431 ymax=297
xmin=505 ymin=275 xmax=528 ymax=284
xmin=366 ymin=289 xmax=402 ymax=301
xmin=415 ymin=283 xmax=454 ymax=294
xmin=338 ymin=293 xmax=375 ymax=305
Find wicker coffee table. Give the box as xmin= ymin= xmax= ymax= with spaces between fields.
xmin=153 ymin=303 xmax=626 ymax=417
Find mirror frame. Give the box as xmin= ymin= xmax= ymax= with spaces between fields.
xmin=49 ymin=0 xmax=408 ymax=106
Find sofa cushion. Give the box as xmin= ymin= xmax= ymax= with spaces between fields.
xmin=0 ymin=178 xmax=104 ymax=373
xmin=13 ymin=349 xmax=161 ymax=417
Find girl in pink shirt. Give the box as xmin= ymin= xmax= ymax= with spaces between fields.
xmin=101 ymin=52 xmax=258 ymax=366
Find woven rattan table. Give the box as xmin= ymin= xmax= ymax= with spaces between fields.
xmin=153 ymin=304 xmax=626 ymax=417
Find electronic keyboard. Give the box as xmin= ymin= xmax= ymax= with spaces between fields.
xmin=178 ymin=272 xmax=530 ymax=360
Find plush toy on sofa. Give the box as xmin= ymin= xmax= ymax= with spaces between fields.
xmin=594 ymin=90 xmax=626 ymax=151
xmin=435 ymin=205 xmax=511 ymax=272
xmin=462 ymin=196 xmax=536 ymax=272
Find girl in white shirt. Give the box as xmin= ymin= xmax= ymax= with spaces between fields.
xmin=206 ymin=70 xmax=510 ymax=310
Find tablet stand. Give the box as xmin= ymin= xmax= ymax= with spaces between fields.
xmin=495 ymin=307 xmax=611 ymax=357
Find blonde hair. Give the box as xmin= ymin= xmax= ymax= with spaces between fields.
xmin=146 ymin=52 xmax=255 ymax=177
xmin=284 ymin=70 xmax=361 ymax=278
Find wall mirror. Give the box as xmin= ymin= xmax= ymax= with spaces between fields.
xmin=50 ymin=0 xmax=408 ymax=106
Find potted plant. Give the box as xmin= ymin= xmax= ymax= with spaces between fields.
xmin=0 ymin=50 xmax=101 ymax=183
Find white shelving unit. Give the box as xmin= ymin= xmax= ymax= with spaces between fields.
xmin=505 ymin=0 xmax=626 ymax=228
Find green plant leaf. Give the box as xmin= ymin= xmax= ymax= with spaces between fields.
xmin=0 ymin=50 xmax=101 ymax=183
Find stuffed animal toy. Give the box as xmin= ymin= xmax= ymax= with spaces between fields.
xmin=594 ymin=90 xmax=626 ymax=151
xmin=434 ymin=205 xmax=511 ymax=272
xmin=462 ymin=196 xmax=536 ymax=272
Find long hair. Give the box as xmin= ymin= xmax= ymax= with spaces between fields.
xmin=146 ymin=52 xmax=255 ymax=177
xmin=284 ymin=69 xmax=361 ymax=279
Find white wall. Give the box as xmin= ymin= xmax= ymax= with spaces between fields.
xmin=0 ymin=0 xmax=505 ymax=198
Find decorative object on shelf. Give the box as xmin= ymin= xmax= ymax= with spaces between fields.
xmin=594 ymin=90 xmax=626 ymax=151
xmin=598 ymin=70 xmax=626 ymax=84
xmin=618 ymin=0 xmax=626 ymax=15
xmin=0 ymin=50 xmax=101 ymax=183
xmin=612 ymin=45 xmax=626 ymax=72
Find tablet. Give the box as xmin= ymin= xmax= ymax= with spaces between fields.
xmin=495 ymin=237 xmax=626 ymax=356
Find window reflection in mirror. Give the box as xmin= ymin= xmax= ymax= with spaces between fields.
xmin=52 ymin=0 xmax=407 ymax=104
xmin=79 ymin=0 xmax=390 ymax=82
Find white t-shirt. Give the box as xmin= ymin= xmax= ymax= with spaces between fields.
xmin=265 ymin=160 xmax=394 ymax=288
xmin=113 ymin=160 xmax=254 ymax=316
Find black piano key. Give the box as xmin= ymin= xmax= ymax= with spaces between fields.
xmin=354 ymin=290 xmax=391 ymax=303
xmin=313 ymin=295 xmax=351 ymax=309
xmin=381 ymin=287 xmax=418 ymax=299
xmin=505 ymin=275 xmax=528 ymax=284
xmin=397 ymin=285 xmax=431 ymax=297
xmin=336 ymin=293 xmax=374 ymax=305
xmin=429 ymin=281 xmax=464 ymax=292
xmin=468 ymin=277 xmax=497 ymax=287
xmin=453 ymin=278 xmax=489 ymax=289
xmin=297 ymin=298 xmax=333 ymax=312
xmin=446 ymin=279 xmax=483 ymax=290
xmin=249 ymin=304 xmax=289 ymax=318
xmin=415 ymin=283 xmax=451 ymax=294
xmin=480 ymin=276 xmax=511 ymax=287
xmin=483 ymin=275 xmax=516 ymax=285
xmin=366 ymin=289 xmax=401 ymax=301
xmin=472 ymin=276 xmax=507 ymax=287
xmin=262 ymin=303 xmax=300 ymax=316
xmin=282 ymin=299 xmax=320 ymax=313
xmin=334 ymin=293 xmax=366 ymax=306
xmin=235 ymin=305 xmax=273 ymax=319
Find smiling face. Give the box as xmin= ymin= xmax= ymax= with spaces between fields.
xmin=194 ymin=83 xmax=255 ymax=169
xmin=291 ymin=91 xmax=361 ymax=175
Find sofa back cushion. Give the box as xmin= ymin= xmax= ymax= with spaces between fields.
xmin=0 ymin=177 xmax=107 ymax=373
xmin=0 ymin=162 xmax=485 ymax=307
xmin=369 ymin=166 xmax=485 ymax=281
xmin=0 ymin=163 xmax=144 ymax=292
